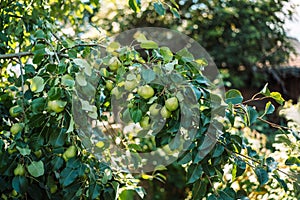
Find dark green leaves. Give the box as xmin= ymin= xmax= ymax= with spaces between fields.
xmin=225 ymin=89 xmax=243 ymax=104
xmin=12 ymin=176 xmax=28 ymax=194
xmin=255 ymin=167 xmax=269 ymax=185
xmin=154 ymin=2 xmax=166 ymax=16
xmin=192 ymin=180 xmax=207 ymax=200
xmin=170 ymin=7 xmax=180 ymax=19
xmin=60 ymin=167 xmax=79 ymax=187
xmin=130 ymin=108 xmax=142 ymax=123
xmin=187 ymin=164 xmax=203 ymax=184
xmin=49 ymin=128 xmax=67 ymax=147
xmin=212 ymin=144 xmax=224 ymax=158
xmin=263 ymin=101 xmax=275 ymax=116
xmin=285 ymin=156 xmax=300 ymax=166
xmin=219 ymin=188 xmax=236 ymax=200
xmin=246 ymin=106 xmax=258 ymax=125
xmin=273 ymin=174 xmax=288 ymax=191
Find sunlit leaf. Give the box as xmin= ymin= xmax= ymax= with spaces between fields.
xmin=27 ymin=161 xmax=44 ymax=177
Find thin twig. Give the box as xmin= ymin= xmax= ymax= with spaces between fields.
xmin=59 ymin=43 xmax=107 ymax=53
xmin=258 ymin=117 xmax=290 ymax=131
xmin=205 ymin=174 xmax=219 ymax=197
xmin=242 ymin=96 xmax=270 ymax=104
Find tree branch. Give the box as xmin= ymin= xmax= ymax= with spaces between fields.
xmin=0 ymin=52 xmax=33 ymax=59
xmin=0 ymin=51 xmax=69 ymax=60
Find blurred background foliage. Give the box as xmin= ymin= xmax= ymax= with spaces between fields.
xmin=1 ymin=0 xmax=300 ymax=199
xmin=93 ymin=0 xmax=298 ymax=88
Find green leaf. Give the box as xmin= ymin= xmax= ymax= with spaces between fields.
xmin=273 ymin=174 xmax=288 ymax=191
xmin=62 ymin=38 xmax=75 ymax=48
xmin=178 ymin=152 xmax=192 ymax=165
xmin=89 ymin=183 xmax=101 ymax=199
xmin=236 ymin=160 xmax=246 ymax=177
xmin=154 ymin=165 xmax=167 ymax=172
xmin=62 ymin=74 xmax=75 ymax=88
xmin=187 ymin=164 xmax=203 ymax=184
xmin=260 ymin=83 xmax=270 ymax=96
xmin=47 ymin=87 xmax=62 ymax=100
xmin=134 ymin=32 xmax=148 ymax=43
xmin=264 ymin=101 xmax=275 ymax=115
xmin=237 ymin=160 xmax=246 ymax=169
xmin=68 ymin=49 xmax=77 ymax=58
xmin=10 ymin=105 xmax=23 ymax=116
xmin=141 ymin=69 xmax=156 ymax=83
xmin=170 ymin=0 xmax=179 ymax=8
xmin=31 ymin=97 xmax=46 ymax=114
xmin=119 ymin=190 xmax=135 ymax=200
xmin=134 ymin=187 xmax=145 ymax=199
xmin=255 ymin=167 xmax=269 ymax=185
xmin=207 ymin=194 xmax=218 ymax=200
xmin=51 ymin=156 xmax=64 ymax=171
xmin=30 ymin=76 xmax=45 ymax=93
xmin=212 ymin=144 xmax=224 ymax=158
xmin=73 ymin=58 xmax=92 ymax=76
xmin=225 ymin=89 xmax=243 ymax=104
xmin=12 ymin=176 xmax=28 ymax=194
xmin=128 ymin=143 xmax=142 ymax=151
xmin=76 ymin=73 xmax=87 ymax=86
xmin=285 ymin=156 xmax=300 ymax=166
xmin=24 ymin=64 xmax=36 ymax=74
xmin=49 ymin=128 xmax=66 ymax=147
xmin=80 ymin=99 xmax=95 ymax=112
xmin=192 ymin=180 xmax=207 ymax=200
xmin=27 ymin=161 xmax=44 ymax=177
xmin=130 ymin=109 xmax=142 ymax=123
xmin=140 ymin=40 xmax=159 ymax=49
xmin=160 ymin=47 xmax=173 ymax=62
xmin=16 ymin=146 xmax=31 ymax=156
xmin=170 ymin=7 xmax=180 ymax=19
xmin=67 ymin=116 xmax=75 ymax=133
xmin=60 ymin=167 xmax=79 ymax=187
xmin=169 ymin=133 xmax=181 ymax=150
xmin=34 ymin=30 xmax=45 ymax=39
xmin=107 ymin=42 xmax=120 ymax=52
xmin=219 ymin=188 xmax=236 ymax=200
xmin=266 ymin=157 xmax=278 ymax=172
xmin=270 ymin=92 xmax=284 ymax=105
xmin=154 ymin=2 xmax=166 ymax=16
xmin=33 ymin=44 xmax=46 ymax=55
xmin=176 ymin=48 xmax=194 ymax=62
xmin=247 ymin=147 xmax=257 ymax=157
xmin=246 ymin=106 xmax=258 ymax=125
xmin=128 ymin=0 xmax=141 ymax=13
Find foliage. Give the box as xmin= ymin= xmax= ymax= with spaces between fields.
xmin=0 ymin=0 xmax=299 ymax=199
xmin=97 ymin=0 xmax=297 ymax=86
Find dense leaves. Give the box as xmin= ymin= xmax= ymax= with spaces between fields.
xmin=98 ymin=0 xmax=297 ymax=87
xmin=0 ymin=0 xmax=299 ymax=199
